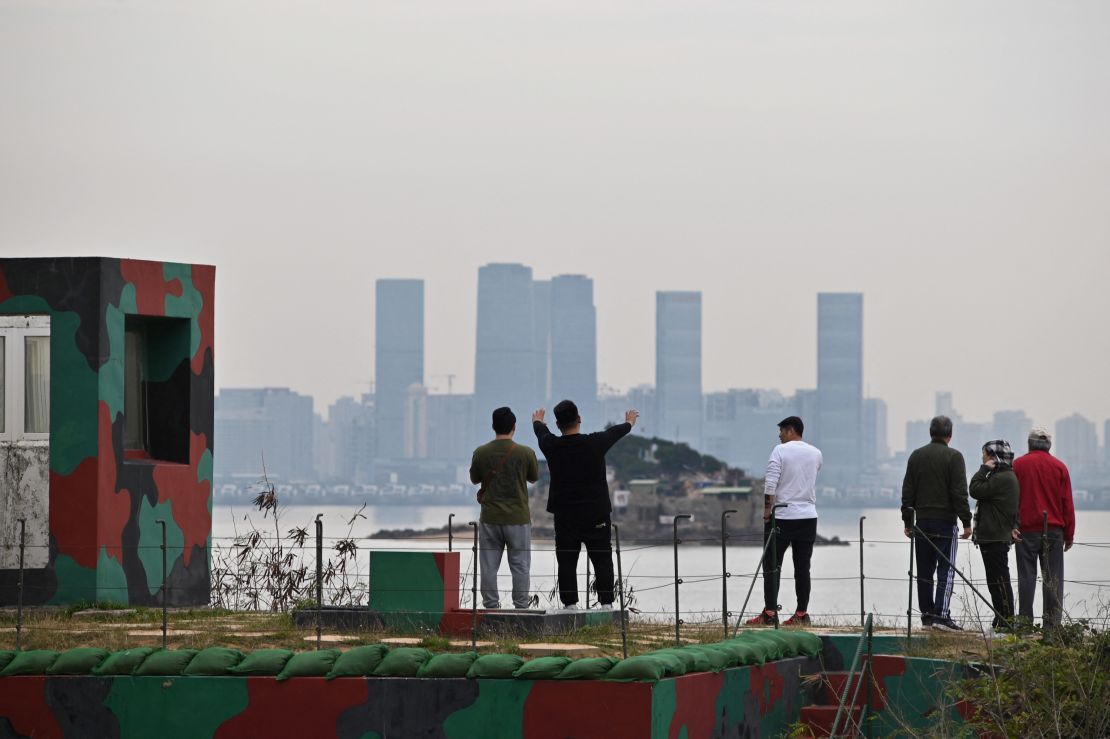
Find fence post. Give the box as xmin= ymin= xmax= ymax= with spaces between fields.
xmin=469 ymin=521 xmax=479 ymax=651
xmin=859 ymin=515 xmax=867 ymax=627
xmin=672 ymin=514 xmax=692 ymax=646
xmin=769 ymin=506 xmax=782 ymax=630
xmin=448 ymin=513 xmax=455 ymax=552
xmin=16 ymin=519 xmax=25 ymax=651
xmin=733 ymin=503 xmax=785 ymax=636
xmin=614 ymin=524 xmax=628 ymax=660
xmin=906 ymin=507 xmax=915 ymax=651
xmin=720 ymin=509 xmax=737 ymax=640
xmin=315 ymin=513 xmax=323 ymax=650
xmin=155 ymin=519 xmax=167 ymax=649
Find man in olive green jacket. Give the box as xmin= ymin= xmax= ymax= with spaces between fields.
xmin=970 ymin=439 xmax=1019 ymax=631
xmin=470 ymin=407 xmax=540 ymax=609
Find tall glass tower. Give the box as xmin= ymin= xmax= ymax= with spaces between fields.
xmin=549 ymin=275 xmax=598 ymax=427
xmin=656 ymin=291 xmax=702 ymax=450
xmin=816 ymin=292 xmax=863 ymax=485
xmin=374 ymin=279 xmax=424 ymax=459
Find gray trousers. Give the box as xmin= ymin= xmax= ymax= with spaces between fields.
xmin=479 ymin=523 xmax=531 ymax=609
xmin=1015 ymin=528 xmax=1065 ymax=628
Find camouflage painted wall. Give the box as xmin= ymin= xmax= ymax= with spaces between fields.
xmin=0 ymin=257 xmax=214 ymax=606
xmin=0 ymin=656 xmax=820 ymax=739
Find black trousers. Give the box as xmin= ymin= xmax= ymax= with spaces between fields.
xmin=553 ymin=514 xmax=614 ymax=606
xmin=979 ymin=542 xmax=1014 ymax=628
xmin=914 ymin=519 xmax=958 ymax=621
xmin=762 ymin=517 xmax=817 ymax=613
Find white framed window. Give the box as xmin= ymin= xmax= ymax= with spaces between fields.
xmin=0 ymin=315 xmax=50 ymax=443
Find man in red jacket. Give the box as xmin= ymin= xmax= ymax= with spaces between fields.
xmin=1012 ymin=427 xmax=1075 ymax=630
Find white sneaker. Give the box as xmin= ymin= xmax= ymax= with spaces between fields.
xmin=597 ymin=603 xmax=614 ymax=611
xmin=550 ymin=604 xmax=579 ymax=614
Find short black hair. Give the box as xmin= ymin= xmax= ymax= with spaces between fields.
xmin=491 ymin=407 xmax=516 ymax=435
xmin=554 ymin=399 xmax=579 ymax=431
xmin=778 ymin=416 xmax=804 ymax=436
xmin=929 ymin=415 xmax=953 ymax=441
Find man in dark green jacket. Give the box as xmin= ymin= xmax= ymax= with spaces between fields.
xmin=901 ymin=415 xmax=972 ymax=631
xmin=970 ymin=439 xmax=1019 ymax=632
xmin=470 ymin=407 xmax=540 ymax=609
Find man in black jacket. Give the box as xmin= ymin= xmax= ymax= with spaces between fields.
xmin=901 ymin=415 xmax=972 ymax=631
xmin=533 ymin=400 xmax=639 ymax=610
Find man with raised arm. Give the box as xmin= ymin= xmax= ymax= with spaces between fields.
xmin=532 ymin=400 xmax=639 ymax=611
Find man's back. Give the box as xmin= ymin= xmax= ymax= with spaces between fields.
xmin=901 ymin=440 xmax=970 ymax=525
xmin=765 ymin=440 xmax=822 ymax=519
xmin=1013 ymin=450 xmax=1074 ymax=539
xmin=470 ymin=440 xmax=539 ymax=525
xmin=534 ymin=422 xmax=630 ymax=517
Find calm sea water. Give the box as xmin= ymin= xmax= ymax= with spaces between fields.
xmin=212 ymin=503 xmax=1110 ymax=629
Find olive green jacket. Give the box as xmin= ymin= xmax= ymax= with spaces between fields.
xmin=969 ymin=465 xmax=1020 ymax=545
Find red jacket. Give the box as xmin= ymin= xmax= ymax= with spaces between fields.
xmin=1013 ymin=450 xmax=1075 ymax=543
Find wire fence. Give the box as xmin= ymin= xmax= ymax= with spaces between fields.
xmin=2 ymin=512 xmax=1108 ymax=649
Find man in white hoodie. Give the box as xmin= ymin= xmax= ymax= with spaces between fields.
xmin=747 ymin=416 xmax=823 ymax=626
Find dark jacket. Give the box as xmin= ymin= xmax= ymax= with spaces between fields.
xmin=901 ymin=440 xmax=971 ymax=528
xmin=533 ymin=421 xmax=631 ymax=519
xmin=969 ymin=465 xmax=1020 ymax=545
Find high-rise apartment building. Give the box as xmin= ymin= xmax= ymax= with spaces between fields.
xmin=656 ymin=291 xmax=702 ymax=450
xmin=1055 ymin=413 xmax=1098 ymax=475
xmin=474 ymin=264 xmax=539 ymax=446
xmin=862 ymin=397 xmax=889 ymax=469
xmin=532 ymin=279 xmax=551 ymax=405
xmin=816 ymin=293 xmax=863 ymax=485
xmin=549 ymin=275 xmax=598 ymax=426
xmin=215 ymin=388 xmax=315 ymax=480
xmin=374 ymin=279 xmax=424 ymax=459
xmin=992 ymin=410 xmax=1031 ymax=449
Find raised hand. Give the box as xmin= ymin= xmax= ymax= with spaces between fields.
xmin=625 ymin=409 xmax=640 ymax=427
xmin=532 ymin=408 xmax=546 ymax=424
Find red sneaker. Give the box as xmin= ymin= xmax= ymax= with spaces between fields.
xmin=745 ymin=610 xmax=777 ymax=626
xmin=783 ymin=611 xmax=811 ymax=626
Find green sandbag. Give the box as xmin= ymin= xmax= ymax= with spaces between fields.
xmin=643 ymin=650 xmax=686 ymax=677
xmin=0 ymin=650 xmax=58 ymax=676
xmin=48 ymin=648 xmax=111 ymax=675
xmin=134 ymin=649 xmax=198 ymax=676
xmin=418 ymin=651 xmax=478 ymax=678
xmin=683 ymin=645 xmax=733 ymax=671
xmin=658 ymin=648 xmax=710 ymax=673
xmin=327 ymin=645 xmax=390 ymax=679
xmin=604 ymin=655 xmax=668 ymax=682
xmin=276 ymin=650 xmax=341 ymax=681
xmin=94 ymin=648 xmax=156 ymax=676
xmin=556 ymin=656 xmax=618 ymax=680
xmin=756 ymin=631 xmax=796 ymax=657
xmin=183 ymin=647 xmax=244 ymax=676
xmin=773 ymin=630 xmax=822 ymax=657
xmin=371 ymin=647 xmax=432 ymax=677
xmin=466 ymin=653 xmax=524 ymax=679
xmin=230 ymin=649 xmax=294 ymax=676
xmin=0 ymin=651 xmax=14 ymax=671
xmin=719 ymin=640 xmax=765 ymax=666
xmin=739 ymin=631 xmax=786 ymax=660
xmin=513 ymin=656 xmax=572 ymax=680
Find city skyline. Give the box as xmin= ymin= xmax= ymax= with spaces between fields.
xmin=4 ymin=2 xmax=1107 ymax=453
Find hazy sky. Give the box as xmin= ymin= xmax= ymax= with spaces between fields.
xmin=2 ymin=1 xmax=1108 ymax=450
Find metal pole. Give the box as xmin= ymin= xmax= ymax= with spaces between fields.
xmin=448 ymin=513 xmax=455 ymax=552
xmin=16 ymin=519 xmax=25 ymax=651
xmin=156 ymin=519 xmax=167 ymax=649
xmin=906 ymin=507 xmax=915 ymax=651
xmin=865 ymin=616 xmax=875 ymax=739
xmin=859 ymin=515 xmax=867 ymax=627
xmin=315 ymin=513 xmax=323 ymax=650
xmin=469 ymin=521 xmax=479 ymax=651
xmin=721 ymin=509 xmax=737 ymax=640
xmin=614 ymin=524 xmax=628 ymax=660
xmin=732 ymin=503 xmax=786 ymax=636
xmin=672 ymin=514 xmax=692 ymax=646
xmin=770 ymin=507 xmax=781 ymax=630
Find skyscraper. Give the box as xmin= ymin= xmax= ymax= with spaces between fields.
xmin=816 ymin=293 xmax=863 ymax=485
xmin=656 ymin=291 xmax=702 ymax=450
xmin=862 ymin=397 xmax=889 ymax=469
xmin=532 ymin=279 xmax=551 ymax=405
xmin=375 ymin=279 xmax=424 ymax=459
xmin=474 ymin=263 xmax=539 ymax=445
xmin=549 ymin=275 xmax=598 ymax=426
xmin=1055 ymin=413 xmax=1098 ymax=475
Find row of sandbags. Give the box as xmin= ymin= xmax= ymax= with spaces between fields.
xmin=0 ymin=629 xmax=822 ymax=682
